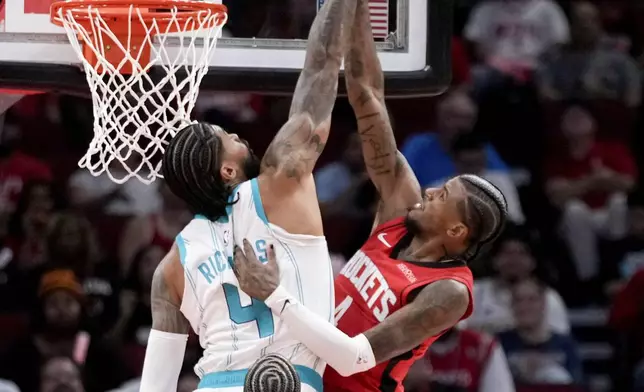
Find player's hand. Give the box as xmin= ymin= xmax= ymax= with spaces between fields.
xmin=233 ymin=239 xmax=280 ymax=301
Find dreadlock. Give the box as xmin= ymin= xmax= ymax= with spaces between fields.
xmin=458 ymin=174 xmax=508 ymax=262
xmin=162 ymin=122 xmax=234 ymax=221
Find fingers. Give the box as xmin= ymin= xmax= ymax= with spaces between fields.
xmin=233 ymin=245 xmax=245 ymax=278
xmin=266 ymin=243 xmax=278 ymax=269
xmin=242 ymin=238 xmax=254 ymax=256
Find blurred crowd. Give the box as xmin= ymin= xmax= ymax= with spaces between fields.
xmin=0 ymin=0 xmax=644 ymax=391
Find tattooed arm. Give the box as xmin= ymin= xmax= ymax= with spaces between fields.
xmin=140 ymin=246 xmax=190 ymax=392
xmin=260 ymin=0 xmax=355 ymax=189
xmin=150 ymin=251 xmax=190 ymax=333
xmin=234 ymin=241 xmax=471 ymax=376
xmin=345 ymin=0 xmax=421 ymax=228
xmin=363 ymin=280 xmax=470 ymax=361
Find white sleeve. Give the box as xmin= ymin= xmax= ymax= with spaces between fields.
xmin=546 ymin=1 xmax=570 ymax=44
xmin=464 ymin=3 xmax=489 ymax=42
xmin=545 ymin=288 xmax=570 ymax=335
xmin=479 ymin=344 xmax=515 ymax=392
xmin=139 ymin=330 xmax=188 ymax=392
xmin=265 ymin=285 xmax=376 ymax=376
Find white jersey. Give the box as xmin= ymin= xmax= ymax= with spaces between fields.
xmin=177 ymin=178 xmax=334 ymax=391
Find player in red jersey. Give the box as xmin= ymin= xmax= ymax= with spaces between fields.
xmin=232 ymin=1 xmax=508 ymax=391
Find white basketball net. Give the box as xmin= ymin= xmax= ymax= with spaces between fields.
xmin=53 ymin=4 xmax=227 ymax=184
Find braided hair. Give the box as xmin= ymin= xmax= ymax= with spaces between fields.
xmin=162 ymin=122 xmax=234 ymax=221
xmin=457 ymin=174 xmax=509 ymax=262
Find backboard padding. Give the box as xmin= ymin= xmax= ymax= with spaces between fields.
xmin=0 ymin=0 xmax=453 ymax=97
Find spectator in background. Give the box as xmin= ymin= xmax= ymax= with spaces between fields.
xmin=402 ymin=91 xmax=508 ymax=187
xmin=0 ymin=380 xmax=18 ymax=392
xmin=177 ymin=372 xmax=200 ymax=392
xmin=7 ymin=181 xmax=57 ymax=271
xmin=315 ymin=133 xmax=372 ymax=216
xmin=44 ymin=213 xmax=120 ymax=334
xmin=108 ymin=245 xmax=164 ymax=375
xmin=467 ymin=225 xmax=569 ymax=334
xmin=0 ymin=198 xmax=30 ymax=312
xmin=118 ymin=181 xmax=190 ymax=276
xmin=605 ymin=189 xmax=644 ymax=296
xmin=67 ymin=155 xmax=162 ymax=217
xmin=545 ymin=103 xmax=636 ymax=282
xmin=430 ymin=132 xmax=525 ymax=224
xmin=0 ymin=270 xmax=127 ymax=391
xmin=452 ymin=37 xmax=472 ymax=86
xmin=499 ymin=279 xmax=583 ymax=386
xmin=464 ymin=0 xmax=569 ymax=90
xmin=404 ymin=327 xmax=515 ymax=392
xmin=609 ymin=269 xmax=644 ymax=391
xmin=0 ymin=113 xmax=53 ymax=213
xmin=537 ymin=1 xmax=641 ymax=107
xmin=40 ymin=356 xmax=85 ymax=392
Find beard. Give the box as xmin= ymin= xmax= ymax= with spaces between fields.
xmin=242 ymin=150 xmax=261 ymax=180
xmin=404 ymin=212 xmax=422 ymax=236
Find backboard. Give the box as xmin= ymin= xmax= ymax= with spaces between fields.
xmin=0 ymin=0 xmax=453 ymax=97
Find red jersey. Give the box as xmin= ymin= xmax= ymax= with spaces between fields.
xmin=323 ymin=218 xmax=474 ymax=392
xmin=427 ymin=330 xmax=496 ymax=392
xmin=544 ymin=141 xmax=637 ymax=209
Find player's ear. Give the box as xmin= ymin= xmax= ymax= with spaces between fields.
xmin=447 ymin=223 xmax=468 ymax=240
xmin=220 ymin=162 xmax=237 ymax=183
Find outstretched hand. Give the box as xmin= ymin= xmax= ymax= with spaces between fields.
xmin=233 ymin=239 xmax=280 ymax=301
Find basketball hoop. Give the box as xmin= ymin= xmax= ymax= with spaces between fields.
xmin=50 ymin=0 xmax=228 ymax=184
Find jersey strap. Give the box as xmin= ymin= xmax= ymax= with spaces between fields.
xmin=372 ymin=217 xmax=405 ymax=236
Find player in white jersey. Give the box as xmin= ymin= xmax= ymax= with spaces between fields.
xmin=137 ymin=0 xmax=356 ymax=390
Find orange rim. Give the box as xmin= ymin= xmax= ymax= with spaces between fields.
xmin=49 ymin=0 xmax=227 ymax=74
xmin=50 ymin=0 xmax=228 ymax=32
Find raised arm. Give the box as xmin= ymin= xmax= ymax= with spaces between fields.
xmin=234 ymin=240 xmax=470 ymax=376
xmin=260 ymin=0 xmax=355 ymax=189
xmin=140 ymin=247 xmax=190 ymax=392
xmin=344 ymin=0 xmax=421 ymax=227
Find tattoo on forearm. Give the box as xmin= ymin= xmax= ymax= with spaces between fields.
xmin=363 ymin=280 xmax=469 ymax=362
xmin=151 ymin=265 xmax=190 ymax=334
xmin=345 ymin=0 xmax=384 ymax=92
xmin=261 ymin=0 xmax=356 ymax=181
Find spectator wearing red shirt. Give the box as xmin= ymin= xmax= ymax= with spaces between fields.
xmin=452 ymin=37 xmax=471 ymax=86
xmin=545 ymin=103 xmax=636 ymax=282
xmin=0 ymin=113 xmax=52 ymax=213
xmin=404 ymin=327 xmax=515 ymax=392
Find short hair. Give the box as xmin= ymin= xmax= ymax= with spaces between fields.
xmin=458 ymin=174 xmax=508 ymax=261
xmin=162 ymin=122 xmax=233 ymax=221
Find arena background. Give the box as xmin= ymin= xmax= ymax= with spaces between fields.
xmin=0 ymin=0 xmax=644 ymax=391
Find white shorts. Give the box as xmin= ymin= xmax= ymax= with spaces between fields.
xmin=195 ymin=365 xmax=323 ymax=392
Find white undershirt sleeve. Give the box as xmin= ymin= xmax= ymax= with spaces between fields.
xmin=265 ymin=285 xmax=376 ymax=376
xmin=139 ymin=329 xmax=188 ymax=392
xmin=480 ymin=344 xmax=515 ymax=392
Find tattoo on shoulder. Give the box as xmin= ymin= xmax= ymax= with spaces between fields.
xmin=151 ymin=263 xmax=190 ymax=334
xmin=363 ymin=279 xmax=469 ymax=362
xmin=261 ymin=123 xmax=324 ymax=181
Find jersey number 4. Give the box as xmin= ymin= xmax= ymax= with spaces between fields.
xmin=222 ymin=240 xmax=274 ymax=338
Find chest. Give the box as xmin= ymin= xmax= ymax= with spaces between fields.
xmin=334 ymin=249 xmax=416 ymax=332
